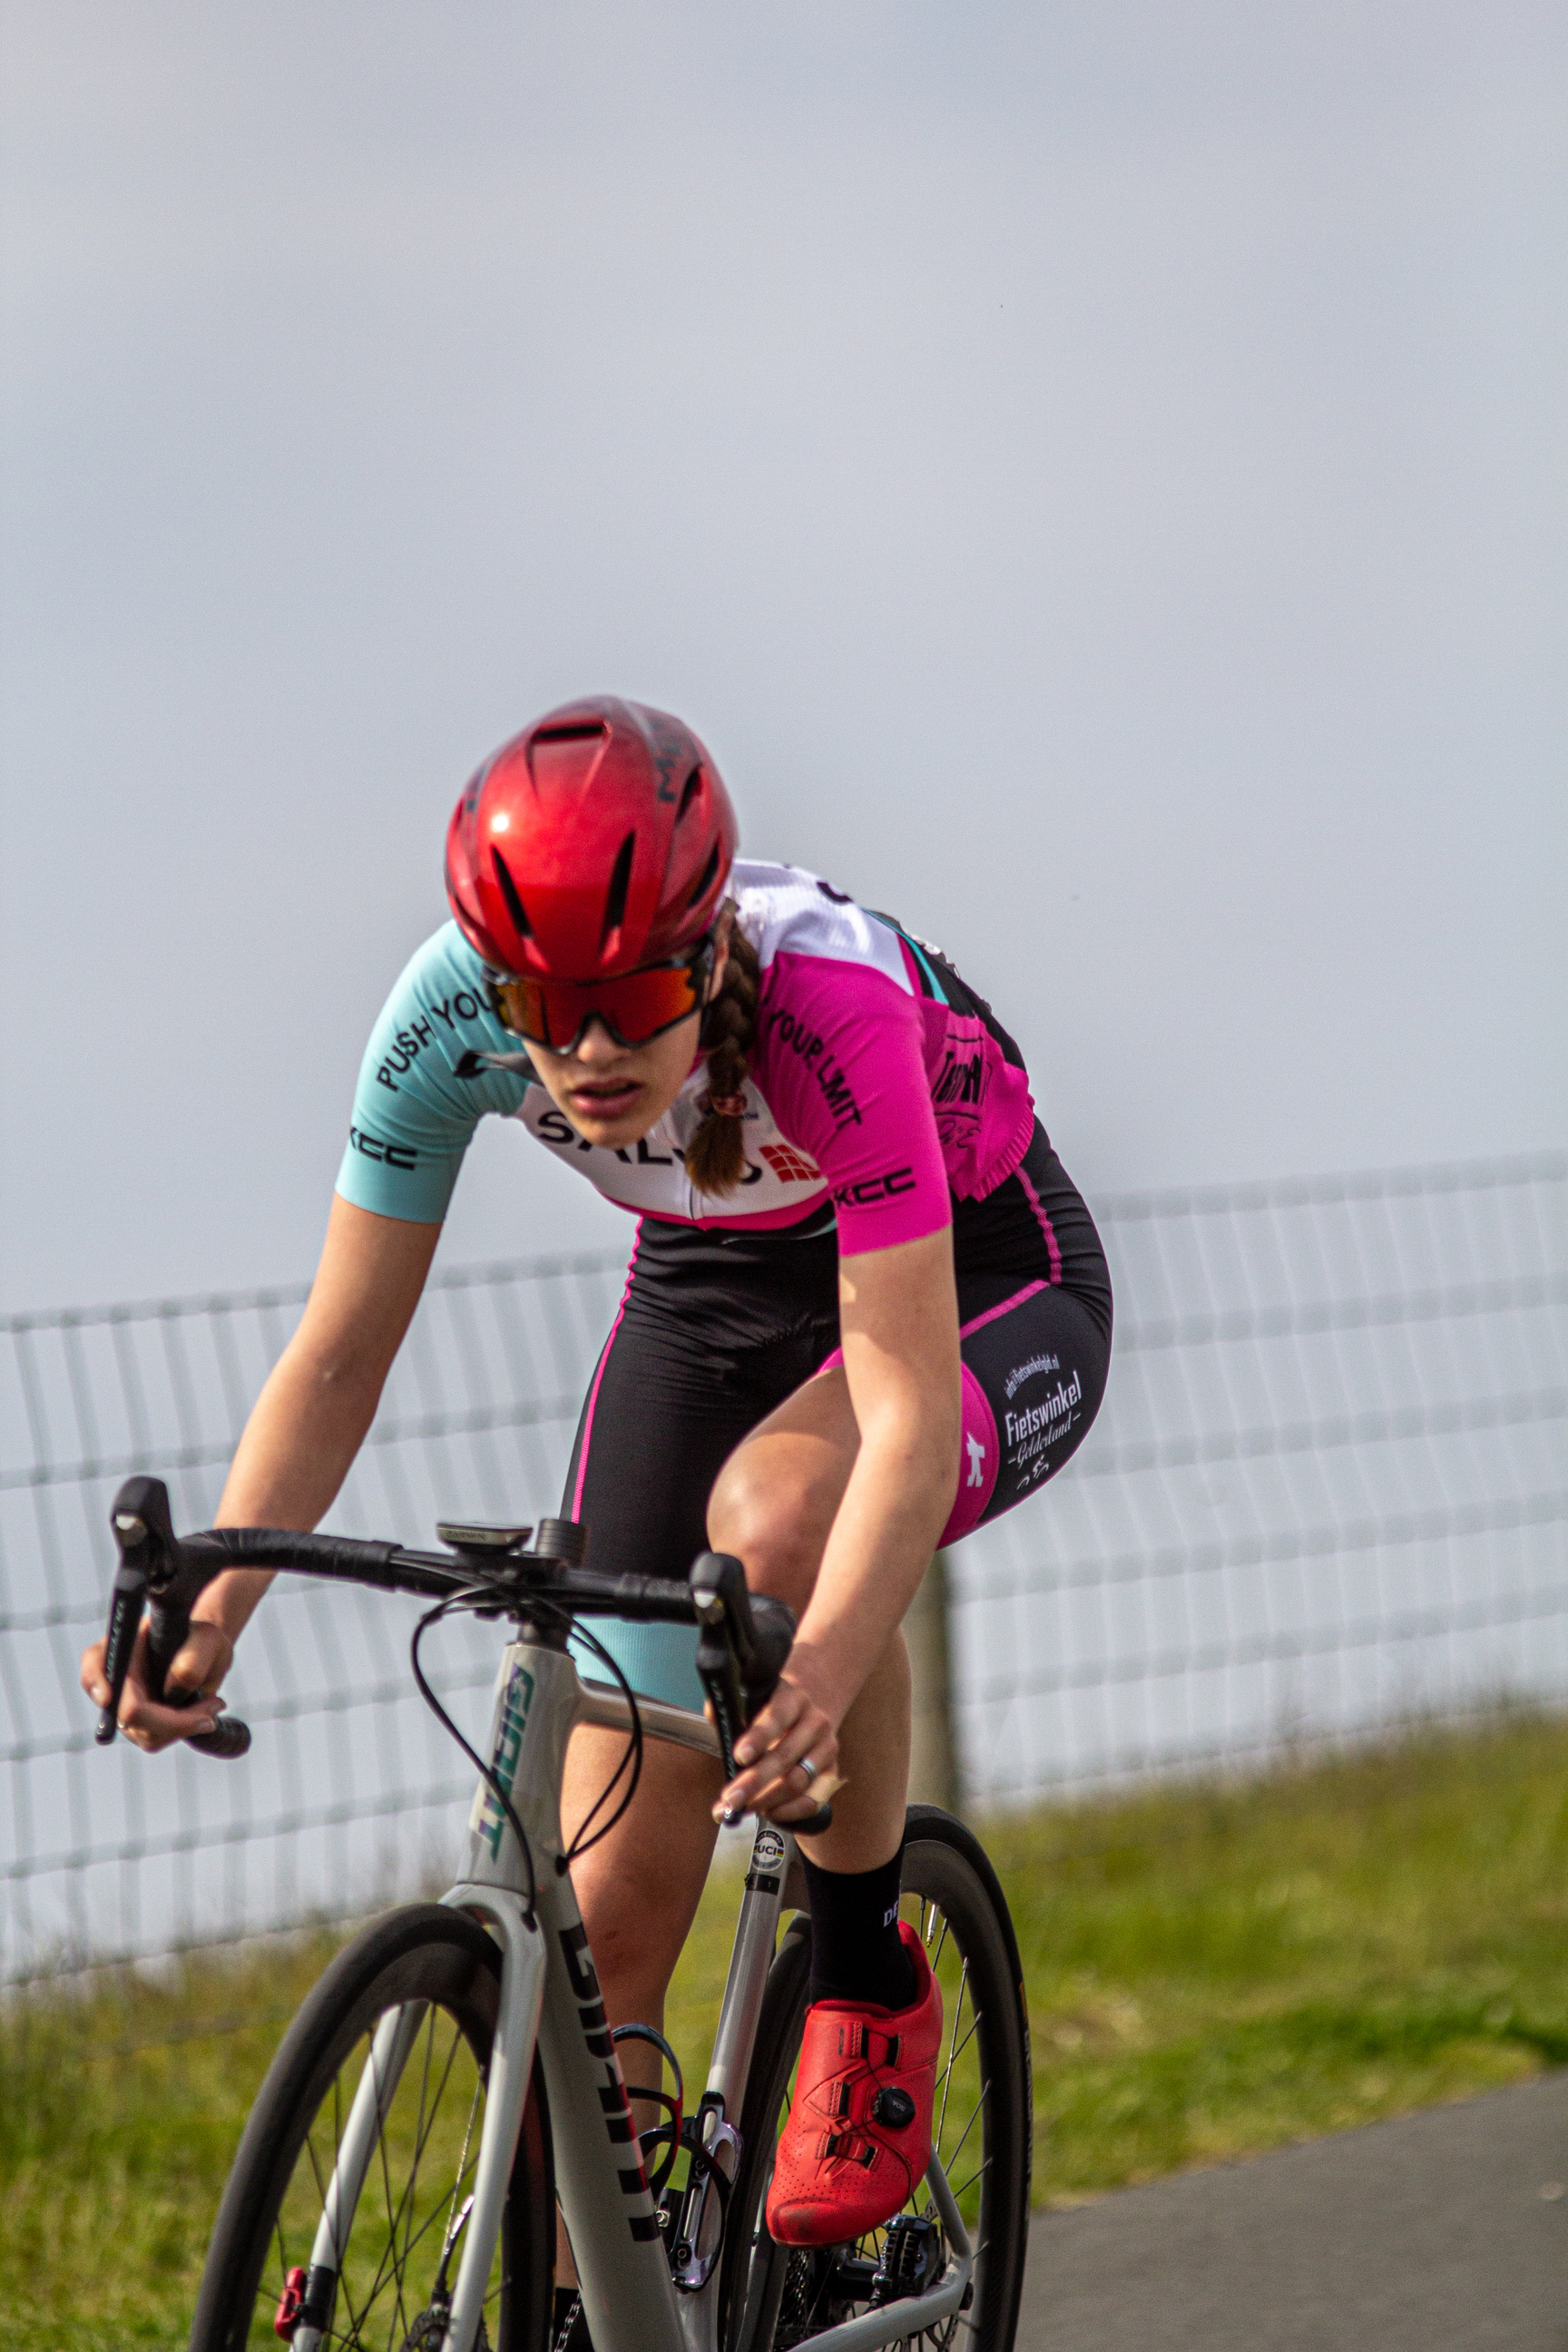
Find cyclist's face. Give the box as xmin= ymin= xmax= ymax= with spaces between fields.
xmin=523 ymin=932 xmax=730 ymax=1151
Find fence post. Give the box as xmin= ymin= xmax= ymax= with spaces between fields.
xmin=906 ymin=1551 xmax=960 ymax=1814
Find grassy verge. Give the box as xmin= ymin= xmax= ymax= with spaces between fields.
xmin=990 ymin=1710 xmax=1568 ymax=2200
xmin=6 ymin=1710 xmax=1568 ymax=2344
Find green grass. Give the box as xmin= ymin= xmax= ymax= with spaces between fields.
xmin=7 ymin=1710 xmax=1568 ymax=2345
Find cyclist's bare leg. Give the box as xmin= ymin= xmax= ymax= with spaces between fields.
xmin=563 ymin=1725 xmax=721 ymax=2024
xmin=706 ymin=1360 xmax=913 ymax=1874
xmin=555 ymin=1361 xmax=907 ymax=2275
xmin=556 ymin=1724 xmax=720 ymax=2284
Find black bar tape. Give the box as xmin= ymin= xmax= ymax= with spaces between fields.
xmin=201 ymin=1529 xmax=405 ymax=1582
xmin=142 ymin=1584 xmax=252 ymax=1760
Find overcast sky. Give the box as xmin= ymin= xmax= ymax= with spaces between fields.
xmin=1 ymin=0 xmax=1563 ymax=1316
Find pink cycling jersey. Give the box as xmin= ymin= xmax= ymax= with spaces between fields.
xmin=336 ymin=862 xmax=1037 ymax=1255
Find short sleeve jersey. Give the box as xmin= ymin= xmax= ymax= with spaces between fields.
xmin=335 ymin=863 xmax=1036 ymax=1256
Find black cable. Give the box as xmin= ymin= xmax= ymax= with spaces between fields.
xmin=409 ymin=1591 xmax=538 ymax=1927
xmin=559 ymin=1616 xmax=643 ymax=1866
xmin=408 ymin=1569 xmax=661 ymax=1894
xmin=559 ymin=1614 xmax=646 ymax=1869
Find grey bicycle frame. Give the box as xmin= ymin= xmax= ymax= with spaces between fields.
xmin=299 ymin=1629 xmax=974 ymax=2352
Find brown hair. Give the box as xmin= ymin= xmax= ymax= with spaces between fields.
xmin=684 ymin=907 xmax=760 ymax=1197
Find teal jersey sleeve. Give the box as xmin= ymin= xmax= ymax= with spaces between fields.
xmin=334 ymin=922 xmax=534 ymax=1222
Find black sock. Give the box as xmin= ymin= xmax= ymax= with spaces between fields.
xmin=802 ymin=1841 xmax=917 ymax=2011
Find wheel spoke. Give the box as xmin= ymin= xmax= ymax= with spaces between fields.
xmin=314 ymin=2030 xmax=412 ymax=2347
xmin=370 ymin=2011 xmax=456 ymax=2312
xmin=363 ymin=2132 xmax=484 ymax=2296
xmin=357 ymin=2021 xmax=477 ymax=2327
xmin=372 ymin=2027 xmax=414 ymax=2348
xmin=304 ymin=2127 xmax=332 ymax=2234
xmin=934 ymin=2025 xmax=984 ymax=2174
xmin=346 ymin=2016 xmax=420 ymax=2347
xmin=934 ymin=1960 xmax=969 ymax=2150
xmin=197 ymin=1923 xmax=554 ymax=2352
xmin=322 ymin=2056 xmax=379 ymax=2337
xmin=936 ymin=2072 xmax=988 ymax=2178
xmin=437 ymin=2037 xmax=484 ymax=2293
xmin=405 ymin=2001 xmax=439 ymax=2287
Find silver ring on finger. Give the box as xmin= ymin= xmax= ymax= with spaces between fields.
xmin=799 ymin=1756 xmax=818 ymax=1785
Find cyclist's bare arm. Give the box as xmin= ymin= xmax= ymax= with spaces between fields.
xmin=712 ymin=1222 xmax=961 ymax=1821
xmin=79 ymin=1197 xmax=440 ymax=1749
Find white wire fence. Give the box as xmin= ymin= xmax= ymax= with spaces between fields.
xmin=954 ymin=1152 xmax=1567 ymax=1802
xmin=3 ymin=1152 xmax=1563 ymax=1986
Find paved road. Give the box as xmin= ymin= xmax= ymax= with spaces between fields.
xmin=1016 ymin=2073 xmax=1568 ymax=2350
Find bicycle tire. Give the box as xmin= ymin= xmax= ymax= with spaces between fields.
xmin=720 ymin=1805 xmax=1032 ymax=2352
xmin=190 ymin=1903 xmax=554 ymax=2352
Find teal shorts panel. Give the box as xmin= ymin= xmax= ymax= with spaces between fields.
xmin=571 ymin=1615 xmax=705 ymax=1715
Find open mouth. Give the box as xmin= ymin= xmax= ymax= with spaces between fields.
xmin=568 ymin=1079 xmax=642 ymax=1121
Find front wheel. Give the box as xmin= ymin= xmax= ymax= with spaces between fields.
xmin=720 ymin=1805 xmax=1033 ymax=2350
xmin=191 ymin=1903 xmax=554 ymax=2351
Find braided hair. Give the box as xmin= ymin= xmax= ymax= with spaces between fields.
xmin=685 ymin=905 xmax=760 ymax=1197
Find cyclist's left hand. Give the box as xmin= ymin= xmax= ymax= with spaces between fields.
xmin=711 ymin=1670 xmax=840 ymax=1825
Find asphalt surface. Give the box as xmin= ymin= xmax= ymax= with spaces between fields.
xmin=1016 ymin=2073 xmax=1568 ymax=2351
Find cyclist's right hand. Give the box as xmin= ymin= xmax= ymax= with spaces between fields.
xmin=80 ymin=1618 xmax=232 ymax=1751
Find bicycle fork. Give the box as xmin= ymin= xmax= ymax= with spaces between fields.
xmin=285 ymin=1896 xmax=546 ymax=2352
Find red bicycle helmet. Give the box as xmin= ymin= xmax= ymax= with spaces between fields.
xmin=445 ymin=697 xmax=737 ymax=979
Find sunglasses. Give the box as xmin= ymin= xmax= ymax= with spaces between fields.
xmin=489 ymin=935 xmax=717 ymax=1053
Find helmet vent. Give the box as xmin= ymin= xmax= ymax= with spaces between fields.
xmin=685 ymin=842 xmax=721 ymax=910
xmin=490 ymin=848 xmax=533 ymax=938
xmin=532 ymin=722 xmax=606 ymax=746
xmin=677 ymin=765 xmax=703 ymax=820
xmin=601 ymin=829 xmax=636 ymax=951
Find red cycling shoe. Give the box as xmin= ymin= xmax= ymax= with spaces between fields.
xmin=765 ymin=1921 xmax=943 ymax=2249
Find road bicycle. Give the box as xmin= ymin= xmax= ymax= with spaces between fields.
xmin=93 ymin=1473 xmax=1032 ymax=2352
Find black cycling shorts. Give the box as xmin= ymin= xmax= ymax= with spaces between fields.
xmin=562 ymin=1122 xmax=1112 ymax=1710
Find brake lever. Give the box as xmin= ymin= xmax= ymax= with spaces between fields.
xmin=690 ymin=1553 xmax=832 ymax=1836
xmin=95 ymin=1475 xmax=251 ymax=1759
xmin=96 ymin=1475 xmax=177 ymax=1745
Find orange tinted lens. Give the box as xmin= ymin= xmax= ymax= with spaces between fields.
xmin=595 ymin=963 xmax=706 ymax=1041
xmin=495 ymin=961 xmax=702 ymax=1048
xmin=493 ymin=975 xmax=554 ymax=1041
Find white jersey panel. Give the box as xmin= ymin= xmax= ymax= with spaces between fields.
xmin=730 ymin=862 xmax=914 ymax=992
xmin=512 ymin=1062 xmax=828 ymax=1225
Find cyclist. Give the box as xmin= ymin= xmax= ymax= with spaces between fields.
xmin=82 ymin=695 xmax=1111 ymax=2261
